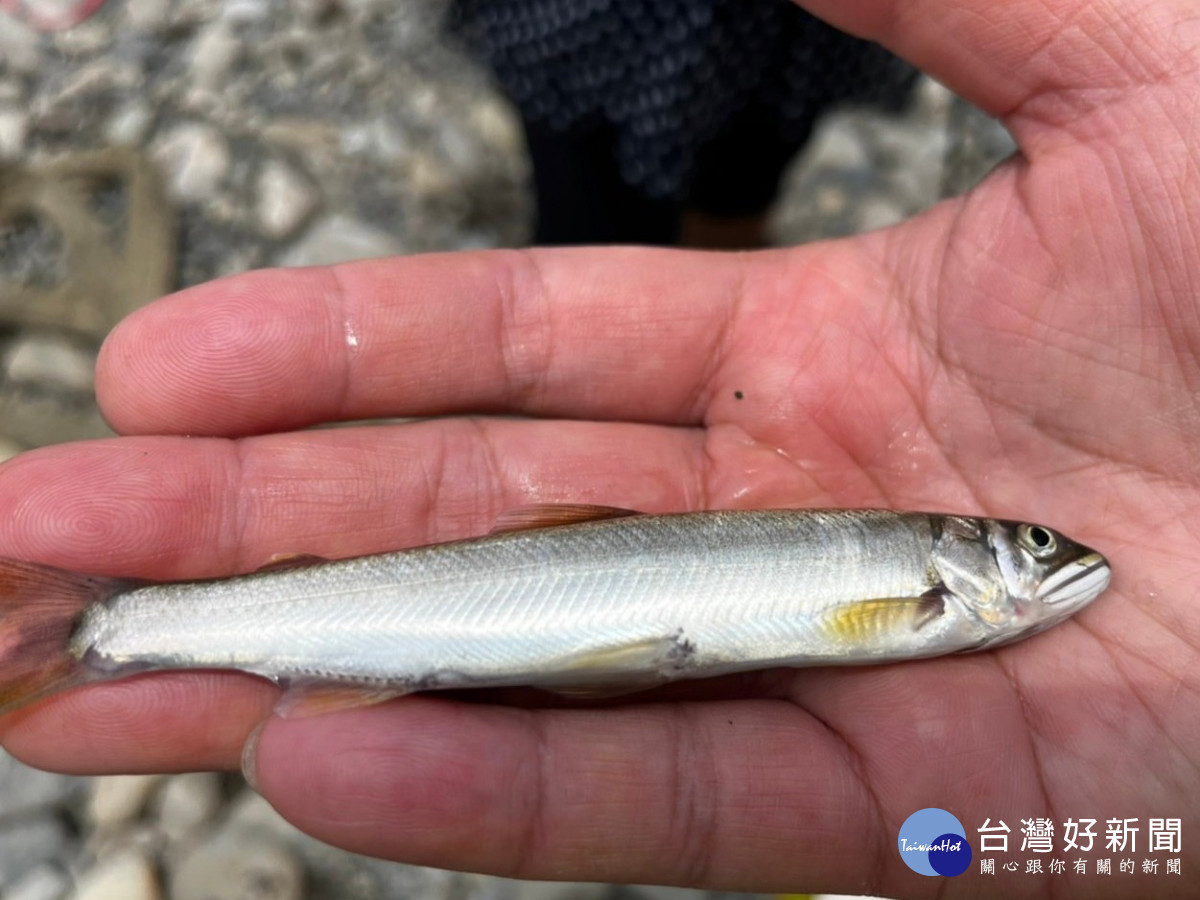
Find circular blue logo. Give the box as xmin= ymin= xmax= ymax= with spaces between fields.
xmin=897 ymin=808 xmax=972 ymax=877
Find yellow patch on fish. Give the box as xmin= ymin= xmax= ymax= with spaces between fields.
xmin=822 ymin=593 xmax=943 ymax=644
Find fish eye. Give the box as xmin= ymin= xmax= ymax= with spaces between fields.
xmin=1017 ymin=524 xmax=1058 ymax=558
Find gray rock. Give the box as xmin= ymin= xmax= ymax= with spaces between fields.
xmin=503 ymin=882 xmax=611 ymax=900
xmin=223 ymin=790 xmax=468 ymax=900
xmin=0 ymin=434 xmax=24 ymax=461
xmin=188 ymin=20 xmax=241 ymax=90
xmin=914 ymin=75 xmax=955 ymax=122
xmin=223 ymin=0 xmax=274 ymax=22
xmin=278 ymin=214 xmax=404 ymax=267
xmin=71 ymin=848 xmax=161 ymax=900
xmin=856 ymin=195 xmax=909 ymax=233
xmin=151 ymin=123 xmax=231 ymax=204
xmin=797 ymin=117 xmax=871 ymax=174
xmin=4 ymin=863 xmax=72 ymax=900
xmin=255 ymin=159 xmax=320 ymax=239
xmin=0 ymin=751 xmax=81 ymax=817
xmin=2 ymin=333 xmax=95 ymax=395
xmin=152 ymin=773 xmax=224 ymax=845
xmin=49 ymin=19 xmax=111 ymax=56
xmin=340 ymin=117 xmax=410 ymax=164
xmin=169 ymin=827 xmax=303 ymax=900
xmin=0 ymin=816 xmax=73 ymax=886
xmin=125 ymin=0 xmax=173 ymax=32
xmin=52 ymin=59 xmax=142 ymax=107
xmin=467 ymin=98 xmax=524 ymax=159
xmin=405 ymin=150 xmax=456 ymax=199
xmin=106 ymin=102 xmax=154 ymax=146
xmin=0 ymin=387 xmax=115 ymax=447
xmin=84 ymin=823 xmax=166 ymax=865
xmin=223 ymin=790 xmax=303 ymax=842
xmin=85 ymin=776 xmax=165 ymax=834
xmin=0 ymin=12 xmax=43 ymax=75
xmin=0 ymin=106 xmax=27 ymax=160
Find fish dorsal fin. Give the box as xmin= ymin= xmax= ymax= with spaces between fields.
xmin=254 ymin=553 xmax=330 ymax=574
xmin=490 ymin=504 xmax=642 ymax=534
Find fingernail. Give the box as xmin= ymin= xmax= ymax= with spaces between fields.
xmin=241 ymin=718 xmax=270 ymax=794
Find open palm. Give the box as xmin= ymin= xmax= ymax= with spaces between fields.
xmin=3 ymin=0 xmax=1198 ymax=896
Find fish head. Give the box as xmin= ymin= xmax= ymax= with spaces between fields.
xmin=932 ymin=516 xmax=1111 ymax=650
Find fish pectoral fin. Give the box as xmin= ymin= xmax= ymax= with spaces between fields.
xmin=822 ymin=588 xmax=947 ymax=643
xmin=254 ymin=553 xmax=331 ymax=574
xmin=490 ymin=504 xmax=642 ymax=534
xmin=275 ymin=683 xmax=409 ymax=719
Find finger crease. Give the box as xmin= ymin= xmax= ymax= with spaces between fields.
xmin=512 ymin=710 xmax=552 ymax=879
xmin=801 ymin=705 xmax=889 ymax=897
xmin=496 ymin=250 xmax=555 ymax=409
xmin=667 ymin=708 xmax=718 ymax=886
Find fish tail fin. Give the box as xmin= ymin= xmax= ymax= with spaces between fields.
xmin=0 ymin=558 xmax=134 ymax=716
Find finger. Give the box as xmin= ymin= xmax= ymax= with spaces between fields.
xmin=96 ymin=246 xmax=864 ymax=436
xmin=0 ymin=673 xmax=275 ymax=774
xmin=247 ymin=658 xmax=1049 ymax=892
xmin=0 ymin=668 xmax=786 ymax=777
xmin=795 ymin=0 xmax=1196 ymax=129
xmin=0 ymin=421 xmax=710 ymax=580
xmin=250 ymin=694 xmax=883 ymax=891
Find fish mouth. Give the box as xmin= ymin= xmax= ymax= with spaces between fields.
xmin=1034 ymin=551 xmax=1111 ymax=608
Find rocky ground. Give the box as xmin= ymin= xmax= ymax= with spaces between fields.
xmin=0 ymin=1 xmax=1014 ymax=898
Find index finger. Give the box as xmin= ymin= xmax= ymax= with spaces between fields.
xmin=97 ymin=245 xmax=872 ymax=437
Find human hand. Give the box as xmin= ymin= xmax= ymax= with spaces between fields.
xmin=3 ymin=0 xmax=1198 ymax=895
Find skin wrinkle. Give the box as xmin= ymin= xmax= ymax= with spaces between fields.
xmin=990 ymin=654 xmax=1059 ymax=874
xmin=510 ymin=708 xmax=551 ymax=880
xmin=877 ymin=207 xmax=1041 ymax=499
xmin=1067 ymin=613 xmax=1200 ymax=796
xmin=913 ymin=155 xmax=1200 ymax=482
xmin=1103 ymin=643 xmax=1200 ymax=794
xmin=666 ymin=705 xmax=719 ymax=887
xmin=690 ymin=253 xmax=747 ymax=426
xmin=794 ymin=701 xmax=889 ymax=898
xmin=768 ymin=393 xmax=897 ymax=506
xmin=323 ymin=264 xmax=358 ymax=425
xmin=1124 ymin=139 xmax=1200 ymax=390
xmin=418 ymin=424 xmax=449 ymax=546
xmin=979 ymin=385 xmax=1200 ymax=490
xmin=700 ymin=421 xmax=838 ymax=508
xmin=864 ymin=325 xmax=992 ymax=514
xmin=225 ymin=438 xmax=255 ymax=574
xmin=494 ymin=249 xmax=556 ymax=414
xmin=689 ymin=425 xmax=721 ymax=513
xmin=467 ymin=419 xmax=508 ymax=529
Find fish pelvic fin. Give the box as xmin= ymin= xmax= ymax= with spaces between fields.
xmin=275 ymin=684 xmax=410 ymax=719
xmin=0 ymin=557 xmax=138 ymax=716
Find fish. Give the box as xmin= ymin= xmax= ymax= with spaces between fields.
xmin=0 ymin=506 xmax=1111 ymax=717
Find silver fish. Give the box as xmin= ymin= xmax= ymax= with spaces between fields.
xmin=0 ymin=507 xmax=1110 ymax=715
